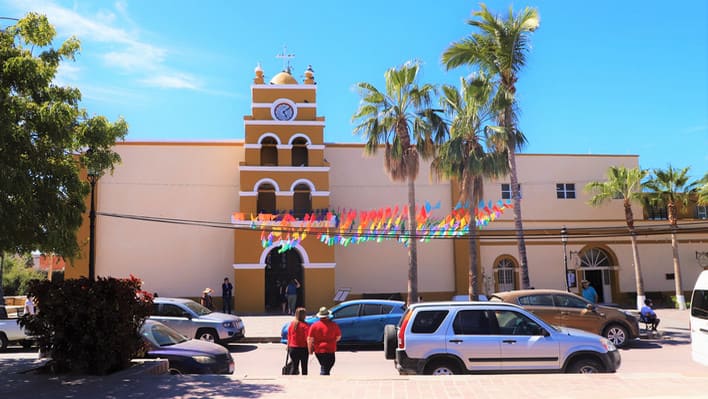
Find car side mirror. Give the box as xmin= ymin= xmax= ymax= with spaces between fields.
xmin=586 ymin=304 xmax=596 ymax=311
xmin=181 ymin=312 xmax=192 ymax=319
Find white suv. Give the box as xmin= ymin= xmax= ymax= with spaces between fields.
xmin=149 ymin=298 xmax=245 ymax=344
xmin=383 ymin=301 xmax=620 ymax=375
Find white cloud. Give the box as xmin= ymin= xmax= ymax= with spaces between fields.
xmin=140 ymin=73 xmax=199 ymax=90
xmin=6 ymin=0 xmax=201 ymax=91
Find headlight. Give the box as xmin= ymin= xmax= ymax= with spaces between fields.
xmin=192 ymin=355 xmax=216 ymax=364
xmin=600 ymin=338 xmax=616 ymax=352
xmin=222 ymin=321 xmax=234 ymax=328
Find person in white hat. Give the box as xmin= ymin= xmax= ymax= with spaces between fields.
xmin=200 ymin=288 xmax=214 ymax=310
xmin=307 ymin=306 xmax=341 ymax=375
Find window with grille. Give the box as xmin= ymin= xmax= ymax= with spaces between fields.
xmin=495 ymin=257 xmax=516 ymax=291
xmin=501 ymin=183 xmax=521 ymax=200
xmin=646 ymin=205 xmax=668 ymax=220
xmin=697 ymin=205 xmax=707 ymax=219
xmin=556 ymin=183 xmax=576 ymax=199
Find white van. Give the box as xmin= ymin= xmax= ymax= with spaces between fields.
xmin=690 ymin=270 xmax=708 ymax=366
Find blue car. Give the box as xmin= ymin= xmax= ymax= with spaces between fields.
xmin=280 ymin=299 xmax=406 ymax=345
xmin=140 ymin=320 xmax=235 ymax=374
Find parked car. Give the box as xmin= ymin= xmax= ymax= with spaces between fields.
xmin=149 ymin=297 xmax=245 ymax=344
xmin=490 ymin=289 xmax=639 ymax=348
xmin=280 ymin=299 xmax=406 ymax=345
xmin=690 ymin=270 xmax=708 ymax=366
xmin=140 ymin=319 xmax=234 ymax=374
xmin=384 ymin=301 xmax=621 ymax=375
xmin=0 ymin=317 xmax=33 ymax=351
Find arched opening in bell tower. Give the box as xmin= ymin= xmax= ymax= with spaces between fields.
xmin=264 ymin=247 xmax=304 ymax=314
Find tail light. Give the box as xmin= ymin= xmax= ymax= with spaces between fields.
xmin=398 ymin=310 xmax=412 ymax=349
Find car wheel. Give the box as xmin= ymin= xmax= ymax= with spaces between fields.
xmin=383 ymin=324 xmax=397 ymax=360
xmin=0 ymin=333 xmax=8 ymax=351
xmin=568 ymin=358 xmax=604 ymax=374
xmin=196 ymin=328 xmax=219 ymax=343
xmin=424 ymin=359 xmax=460 ymax=375
xmin=604 ymin=324 xmax=628 ymax=347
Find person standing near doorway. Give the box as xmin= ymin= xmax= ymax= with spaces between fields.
xmin=200 ymin=288 xmax=214 ymax=310
xmin=222 ymin=277 xmax=233 ymax=314
xmin=286 ymin=278 xmax=300 ymax=315
xmin=308 ymin=306 xmax=341 ymax=375
xmin=581 ymin=280 xmax=599 ymax=303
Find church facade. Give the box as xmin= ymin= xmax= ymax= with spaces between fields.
xmin=67 ymin=64 xmax=708 ymax=312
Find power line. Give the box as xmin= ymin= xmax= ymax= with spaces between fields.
xmin=97 ymin=211 xmax=708 ymax=241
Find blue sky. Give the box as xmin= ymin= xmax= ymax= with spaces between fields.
xmin=3 ymin=0 xmax=707 ymax=175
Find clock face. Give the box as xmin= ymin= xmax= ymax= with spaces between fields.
xmin=273 ymin=102 xmax=295 ymax=121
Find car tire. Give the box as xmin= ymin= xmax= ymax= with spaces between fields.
xmin=196 ymin=328 xmax=219 ymax=343
xmin=603 ymin=324 xmax=628 ymax=348
xmin=0 ymin=333 xmax=8 ymax=351
xmin=568 ymin=357 xmax=604 ymax=374
xmin=383 ymin=324 xmax=397 ymax=360
xmin=424 ymin=359 xmax=460 ymax=375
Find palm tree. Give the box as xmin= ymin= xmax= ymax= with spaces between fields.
xmin=698 ymin=173 xmax=708 ymax=206
xmin=585 ymin=166 xmax=648 ymax=310
xmin=442 ymin=4 xmax=540 ymax=289
xmin=644 ymin=165 xmax=698 ymax=310
xmin=431 ymin=74 xmax=508 ymax=300
xmin=352 ymin=61 xmax=447 ymax=305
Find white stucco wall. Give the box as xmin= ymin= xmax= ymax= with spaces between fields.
xmin=95 ymin=143 xmax=244 ymax=297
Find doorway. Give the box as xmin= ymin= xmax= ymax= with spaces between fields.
xmin=264 ymin=247 xmax=304 ymax=313
xmin=578 ymin=247 xmax=615 ymax=304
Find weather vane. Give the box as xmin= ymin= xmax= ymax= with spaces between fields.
xmin=276 ymin=45 xmax=295 ymax=73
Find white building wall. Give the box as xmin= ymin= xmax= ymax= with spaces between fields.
xmin=95 ymin=143 xmax=244 ymax=297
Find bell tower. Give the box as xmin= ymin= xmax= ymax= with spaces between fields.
xmin=233 ymin=62 xmax=335 ymax=313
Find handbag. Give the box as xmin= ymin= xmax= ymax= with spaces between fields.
xmin=281 ymin=347 xmax=295 ymax=375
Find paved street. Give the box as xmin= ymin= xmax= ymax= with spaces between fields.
xmin=1 ymin=308 xmax=707 ymax=398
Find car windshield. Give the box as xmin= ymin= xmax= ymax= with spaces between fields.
xmin=183 ymin=300 xmax=212 ymax=316
xmin=143 ymin=323 xmax=189 ymax=346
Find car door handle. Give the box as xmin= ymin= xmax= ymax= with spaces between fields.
xmin=502 ymin=340 xmax=516 ymax=344
xmin=449 ymin=339 xmax=463 ymax=343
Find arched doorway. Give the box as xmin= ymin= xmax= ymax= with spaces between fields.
xmin=264 ymin=247 xmax=304 ymax=313
xmin=577 ymin=247 xmax=616 ymax=303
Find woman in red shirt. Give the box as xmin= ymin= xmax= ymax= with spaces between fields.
xmin=307 ymin=306 xmax=342 ymax=375
xmin=287 ymin=307 xmax=310 ymax=375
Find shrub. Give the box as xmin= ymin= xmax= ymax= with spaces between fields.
xmin=20 ymin=275 xmax=153 ymax=375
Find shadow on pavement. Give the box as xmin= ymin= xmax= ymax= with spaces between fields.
xmin=228 ymin=344 xmax=260 ymax=353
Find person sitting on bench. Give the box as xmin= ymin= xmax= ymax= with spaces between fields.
xmin=640 ymin=298 xmax=660 ymax=331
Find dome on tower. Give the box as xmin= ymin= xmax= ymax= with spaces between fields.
xmin=270 ymin=70 xmax=298 ymax=85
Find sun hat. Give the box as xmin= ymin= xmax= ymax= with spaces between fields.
xmin=316 ymin=306 xmax=331 ymax=318
xmin=581 ymin=280 xmax=589 ymax=284
xmin=203 ymin=288 xmax=213 ymax=294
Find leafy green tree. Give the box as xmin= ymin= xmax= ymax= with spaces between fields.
xmin=585 ymin=166 xmax=648 ymax=310
xmin=0 ymin=13 xmax=127 ymax=313
xmin=352 ymin=61 xmax=447 ymax=305
xmin=0 ymin=252 xmax=46 ymax=297
xmin=644 ymin=165 xmax=698 ymax=310
xmin=431 ymin=74 xmax=507 ymax=299
xmin=442 ymin=4 xmax=540 ymax=289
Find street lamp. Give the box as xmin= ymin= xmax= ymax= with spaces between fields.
xmin=87 ymin=168 xmax=98 ymax=281
xmin=561 ymin=226 xmax=570 ymax=292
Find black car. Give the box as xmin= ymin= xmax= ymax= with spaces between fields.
xmin=140 ymin=320 xmax=234 ymax=374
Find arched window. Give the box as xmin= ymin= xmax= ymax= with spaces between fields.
xmin=292 ymin=183 xmax=311 ymax=219
xmin=291 ymin=137 xmax=309 ymax=166
xmin=257 ymin=183 xmax=276 ymax=214
xmin=260 ymin=137 xmax=278 ymax=166
xmin=579 ymin=248 xmax=612 ymax=267
xmin=494 ymin=256 xmax=517 ymax=292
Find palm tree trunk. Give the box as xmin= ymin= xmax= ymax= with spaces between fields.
xmin=508 ymin=149 xmax=530 ymax=289
xmin=629 ymin=232 xmax=645 ymax=310
xmin=468 ymin=228 xmax=479 ymax=300
xmin=0 ymin=252 xmax=7 ymax=319
xmin=670 ymin=229 xmax=686 ymax=310
xmin=407 ymin=178 xmax=418 ymax=305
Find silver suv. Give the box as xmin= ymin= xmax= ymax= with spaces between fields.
xmin=150 ymin=298 xmax=245 ymax=344
xmin=383 ymin=301 xmax=620 ymax=375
